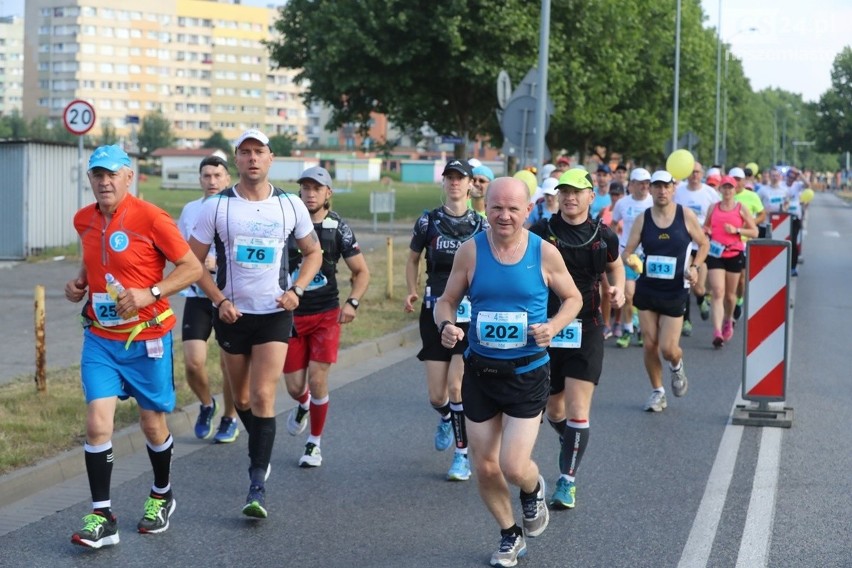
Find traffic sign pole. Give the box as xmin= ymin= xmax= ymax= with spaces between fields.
xmin=63 ymin=100 xmax=96 ymax=257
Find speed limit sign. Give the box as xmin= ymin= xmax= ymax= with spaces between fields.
xmin=63 ymin=100 xmax=96 ymax=136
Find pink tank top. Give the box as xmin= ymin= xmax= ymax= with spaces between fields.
xmin=709 ymin=202 xmax=745 ymax=258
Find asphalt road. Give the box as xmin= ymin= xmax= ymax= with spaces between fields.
xmin=1 ymin=195 xmax=850 ymax=567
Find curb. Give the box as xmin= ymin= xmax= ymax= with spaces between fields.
xmin=0 ymin=324 xmax=420 ymax=510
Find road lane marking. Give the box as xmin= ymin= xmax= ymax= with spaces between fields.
xmin=736 ymin=427 xmax=782 ymax=568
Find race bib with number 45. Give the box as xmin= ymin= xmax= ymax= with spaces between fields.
xmin=551 ymin=319 xmax=582 ymax=349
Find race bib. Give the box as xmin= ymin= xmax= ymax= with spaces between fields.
xmin=477 ymin=311 xmax=527 ymax=349
xmin=708 ymin=240 xmax=725 ymax=258
xmin=292 ymin=266 xmax=327 ymax=291
xmin=769 ymin=195 xmax=783 ymax=208
xmin=645 ymin=255 xmax=677 ymax=279
xmin=92 ymin=292 xmax=140 ymax=327
xmin=234 ymin=235 xmax=282 ymax=269
xmin=551 ymin=319 xmax=582 ymax=349
xmin=456 ymin=296 xmax=472 ymax=323
xmin=788 ymin=202 xmax=800 ymax=215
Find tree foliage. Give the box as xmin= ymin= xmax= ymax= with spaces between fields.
xmin=137 ymin=111 xmax=174 ymax=158
xmin=814 ymin=47 xmax=852 ymax=156
xmin=269 ymin=134 xmax=296 ymax=157
xmin=202 ymin=131 xmax=233 ymax=156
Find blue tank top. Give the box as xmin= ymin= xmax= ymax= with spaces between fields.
xmin=635 ymin=205 xmax=691 ymax=298
xmin=468 ymin=231 xmax=549 ymax=372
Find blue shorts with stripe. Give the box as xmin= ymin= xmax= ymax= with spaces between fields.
xmin=80 ymin=329 xmax=176 ymax=412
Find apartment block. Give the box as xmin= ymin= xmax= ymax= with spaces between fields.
xmin=0 ymin=15 xmax=24 ymax=116
xmin=22 ymin=0 xmax=308 ymax=148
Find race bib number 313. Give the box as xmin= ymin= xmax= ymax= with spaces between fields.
xmin=477 ymin=311 xmax=527 ymax=349
xmin=645 ymin=255 xmax=677 ymax=279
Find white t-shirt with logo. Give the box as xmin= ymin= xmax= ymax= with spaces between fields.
xmin=612 ymin=193 xmax=654 ymax=250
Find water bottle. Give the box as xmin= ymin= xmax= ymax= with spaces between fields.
xmin=105 ymin=273 xmax=137 ymax=318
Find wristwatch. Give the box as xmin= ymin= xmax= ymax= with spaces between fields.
xmin=150 ymin=286 xmax=162 ymax=300
xmin=289 ymin=285 xmax=304 ymax=298
xmin=346 ymin=297 xmax=360 ymax=310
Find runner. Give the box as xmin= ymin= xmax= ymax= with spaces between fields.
xmin=404 ymin=158 xmax=487 ymax=481
xmin=434 ymin=176 xmax=583 ymax=567
xmin=731 ymin=167 xmax=765 ymax=318
xmin=703 ymin=175 xmax=758 ymax=348
xmin=621 ymin=171 xmax=709 ymax=412
xmin=65 ymin=145 xmax=203 ymax=547
xmin=674 ymin=161 xmax=720 ymax=336
xmin=177 ymin=155 xmax=239 ymax=443
xmin=188 ymin=129 xmax=322 ymax=519
xmin=612 ymin=168 xmax=653 ymax=348
xmin=283 ymin=166 xmax=370 ymax=467
xmin=529 ymin=168 xmax=625 ymax=511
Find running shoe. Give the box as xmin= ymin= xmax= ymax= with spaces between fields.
xmin=671 ymin=362 xmax=688 ymax=397
xmin=194 ymin=399 xmax=218 ymax=439
xmin=299 ymin=442 xmax=322 ymax=468
xmin=549 ymin=477 xmax=576 ymax=510
xmin=713 ymin=333 xmax=724 ymax=349
xmin=447 ymin=452 xmax=471 ymax=481
xmin=242 ymin=485 xmax=267 ymax=519
xmin=490 ymin=531 xmax=527 ymax=567
xmin=602 ymin=326 xmax=613 ymax=340
xmin=71 ymin=513 xmax=119 ymax=549
xmin=616 ymin=332 xmax=632 ymax=349
xmin=681 ymin=319 xmax=693 ymax=337
xmin=434 ymin=419 xmax=453 ymax=451
xmin=733 ymin=296 xmax=744 ymax=320
xmin=699 ymin=297 xmax=710 ymax=321
xmin=287 ymin=405 xmax=309 ymax=436
xmin=790 ymin=268 xmax=798 ymax=277
xmin=520 ymin=475 xmax=549 ymax=537
xmin=722 ymin=320 xmax=734 ymax=342
xmin=635 ymin=332 xmax=644 ymax=347
xmin=613 ymin=325 xmax=623 ymax=338
xmin=137 ymin=494 xmax=176 ymax=534
xmin=644 ymin=391 xmax=667 ymax=412
xmin=213 ymin=416 xmax=239 ymax=443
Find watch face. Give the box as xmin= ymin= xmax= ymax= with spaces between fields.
xmin=151 ymin=286 xmax=161 ymax=299
xmin=348 ymin=298 xmax=359 ymax=307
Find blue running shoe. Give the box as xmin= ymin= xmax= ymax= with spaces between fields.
xmin=447 ymin=452 xmax=471 ymax=481
xmin=550 ymin=477 xmax=576 ymax=510
xmin=434 ymin=419 xmax=453 ymax=451
xmin=213 ymin=416 xmax=239 ymax=443
xmin=194 ymin=399 xmax=217 ymax=439
xmin=242 ymin=485 xmax=267 ymax=519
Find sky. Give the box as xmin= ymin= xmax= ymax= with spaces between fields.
xmin=1 ymin=0 xmax=848 ymax=103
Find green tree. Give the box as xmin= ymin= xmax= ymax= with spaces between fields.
xmin=202 ymin=131 xmax=232 ymax=156
xmin=268 ymin=134 xmax=295 ymax=157
xmin=814 ymin=47 xmax=852 ymax=155
xmin=137 ymin=111 xmax=174 ymax=158
xmin=267 ymin=0 xmax=539 ymax=157
xmin=0 ymin=110 xmax=27 ymax=138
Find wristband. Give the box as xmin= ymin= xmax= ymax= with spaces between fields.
xmin=690 ymin=264 xmax=699 ymax=269
xmin=438 ymin=320 xmax=452 ymax=335
xmin=215 ymin=298 xmax=231 ymax=309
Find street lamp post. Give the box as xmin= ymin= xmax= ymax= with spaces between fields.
xmin=713 ymin=0 xmax=722 ymax=165
xmin=672 ymin=0 xmax=682 ymax=151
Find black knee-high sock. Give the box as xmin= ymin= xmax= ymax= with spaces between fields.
xmin=547 ymin=416 xmax=567 ymax=439
xmin=431 ymin=400 xmax=451 ymax=419
xmin=684 ymin=296 xmax=692 ymax=322
xmin=561 ymin=420 xmax=590 ymax=477
xmin=236 ymin=407 xmax=254 ymax=433
xmin=248 ymin=416 xmax=276 ymax=484
xmin=146 ymin=434 xmax=174 ymax=493
xmin=84 ymin=441 xmax=113 ymax=515
xmin=449 ymin=401 xmax=467 ymax=449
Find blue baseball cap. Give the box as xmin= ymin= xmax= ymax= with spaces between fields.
xmin=88 ymin=145 xmax=131 ymax=172
xmin=472 ymin=164 xmax=494 ymax=181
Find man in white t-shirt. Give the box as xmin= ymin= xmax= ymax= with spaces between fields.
xmin=189 ymin=129 xmax=323 ymax=519
xmin=611 ymin=167 xmax=653 ymax=347
xmin=674 ymin=162 xmax=720 ymax=334
xmin=756 ymin=167 xmax=788 ymax=238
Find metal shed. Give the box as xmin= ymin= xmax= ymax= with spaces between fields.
xmin=0 ymin=141 xmax=137 ymax=260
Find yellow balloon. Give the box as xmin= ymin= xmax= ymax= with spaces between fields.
xmin=746 ymin=162 xmax=759 ymax=176
xmin=800 ymin=188 xmax=815 ymax=204
xmin=666 ymin=149 xmax=695 ymax=180
xmin=513 ymin=170 xmax=538 ymax=197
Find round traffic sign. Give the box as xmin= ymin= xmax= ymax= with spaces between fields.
xmin=63 ymin=100 xmax=96 ymax=136
xmin=497 ymin=70 xmax=512 ymax=109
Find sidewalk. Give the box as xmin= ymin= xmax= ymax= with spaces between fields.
xmin=0 ymin=324 xmax=419 ymax=537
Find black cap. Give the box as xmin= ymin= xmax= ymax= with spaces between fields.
xmin=608 ymin=181 xmax=625 ymax=195
xmin=615 ymin=163 xmax=628 ymax=172
xmin=442 ymin=159 xmax=473 ymax=177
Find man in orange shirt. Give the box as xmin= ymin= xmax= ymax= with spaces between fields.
xmin=64 ymin=145 xmax=202 ymax=549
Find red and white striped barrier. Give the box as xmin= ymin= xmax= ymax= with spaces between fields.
xmin=768 ymin=213 xmax=790 ymax=242
xmin=742 ymin=240 xmax=791 ymax=402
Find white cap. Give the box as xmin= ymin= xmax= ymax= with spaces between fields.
xmin=629 ymin=167 xmax=651 ymax=182
xmin=541 ymin=177 xmax=559 ymax=196
xmin=650 ymin=170 xmax=674 ymax=184
xmin=540 ymin=164 xmax=557 ymax=179
xmin=235 ymin=128 xmax=270 ymax=149
xmin=706 ymin=167 xmax=721 ymax=177
xmin=729 ymin=167 xmax=745 ymax=179
xmin=467 ymin=158 xmax=482 ymax=168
